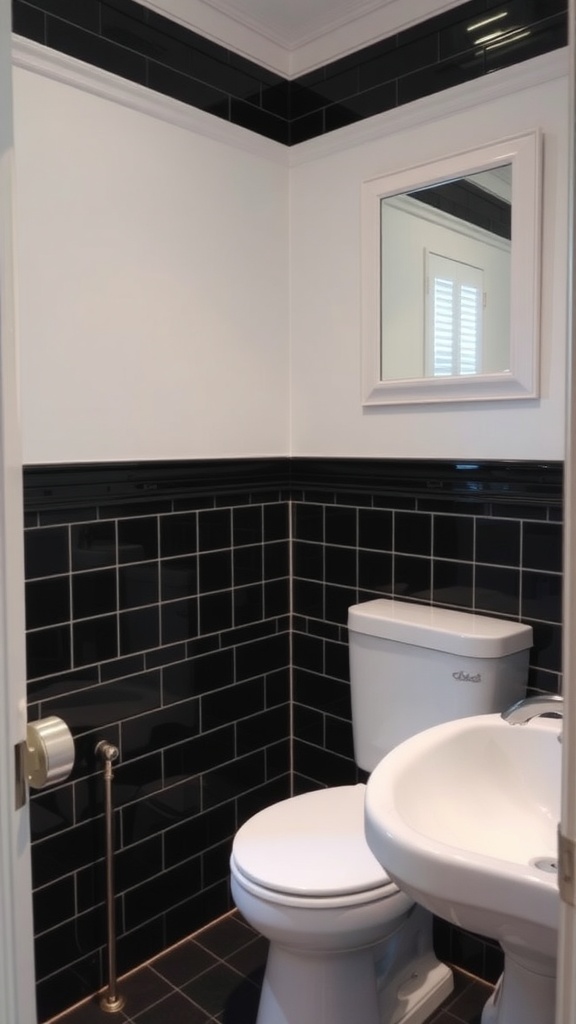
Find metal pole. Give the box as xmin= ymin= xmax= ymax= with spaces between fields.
xmin=95 ymin=740 xmax=125 ymax=1014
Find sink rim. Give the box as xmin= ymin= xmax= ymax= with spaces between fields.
xmin=364 ymin=712 xmax=560 ymax=939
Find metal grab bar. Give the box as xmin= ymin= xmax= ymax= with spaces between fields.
xmin=95 ymin=740 xmax=125 ymax=1014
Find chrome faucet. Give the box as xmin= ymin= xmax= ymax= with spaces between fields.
xmin=501 ymin=694 xmax=563 ymax=724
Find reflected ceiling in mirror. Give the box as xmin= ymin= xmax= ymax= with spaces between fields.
xmin=361 ymin=132 xmax=541 ymax=405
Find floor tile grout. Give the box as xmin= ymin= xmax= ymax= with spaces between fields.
xmin=47 ymin=909 xmax=494 ymax=1024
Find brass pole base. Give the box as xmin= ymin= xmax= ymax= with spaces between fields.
xmin=99 ymin=992 xmax=125 ymax=1013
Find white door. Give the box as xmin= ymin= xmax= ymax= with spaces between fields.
xmin=0 ymin=1 xmax=37 ymax=1021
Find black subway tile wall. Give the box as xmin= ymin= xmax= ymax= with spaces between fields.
xmin=13 ymin=0 xmax=567 ymax=144
xmin=24 ymin=459 xmax=562 ymax=1019
xmin=24 ymin=465 xmax=291 ymax=1021
xmin=291 ymin=467 xmax=562 ymax=794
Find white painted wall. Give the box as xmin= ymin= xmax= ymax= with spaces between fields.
xmin=290 ymin=69 xmax=568 ymax=460
xmin=12 ymin=53 xmax=569 ymax=465
xmin=13 ymin=67 xmax=290 ymax=464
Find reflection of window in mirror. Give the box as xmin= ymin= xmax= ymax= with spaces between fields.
xmin=425 ymin=253 xmax=484 ymax=377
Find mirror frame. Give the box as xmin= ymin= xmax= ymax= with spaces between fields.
xmin=361 ymin=131 xmax=542 ymax=405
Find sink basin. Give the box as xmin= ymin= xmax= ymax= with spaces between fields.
xmin=365 ymin=712 xmax=561 ymax=1024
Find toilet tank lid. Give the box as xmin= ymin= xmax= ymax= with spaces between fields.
xmin=348 ymin=599 xmax=533 ymax=657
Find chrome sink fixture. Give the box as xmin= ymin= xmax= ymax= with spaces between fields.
xmin=365 ymin=710 xmax=561 ymax=1024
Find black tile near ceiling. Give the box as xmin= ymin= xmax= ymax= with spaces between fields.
xmin=12 ymin=0 xmax=567 ymax=145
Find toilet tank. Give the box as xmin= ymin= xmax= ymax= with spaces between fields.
xmin=348 ymin=598 xmax=533 ymax=773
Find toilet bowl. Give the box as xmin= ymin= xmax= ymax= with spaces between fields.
xmin=230 ymin=600 xmax=533 ymax=1024
xmin=230 ymin=784 xmax=453 ymax=1024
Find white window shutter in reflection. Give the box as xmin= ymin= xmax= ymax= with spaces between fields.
xmin=426 ymin=252 xmax=484 ymax=377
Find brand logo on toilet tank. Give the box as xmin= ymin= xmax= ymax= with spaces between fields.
xmin=452 ymin=670 xmax=482 ymax=683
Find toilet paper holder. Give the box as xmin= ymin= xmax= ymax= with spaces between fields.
xmin=15 ymin=716 xmax=75 ymax=809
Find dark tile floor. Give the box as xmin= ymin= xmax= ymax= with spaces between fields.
xmin=50 ymin=911 xmax=494 ymax=1024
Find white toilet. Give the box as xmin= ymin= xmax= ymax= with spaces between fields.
xmin=230 ymin=598 xmax=533 ymax=1024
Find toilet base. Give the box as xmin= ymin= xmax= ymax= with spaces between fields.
xmin=254 ymin=906 xmax=453 ymax=1024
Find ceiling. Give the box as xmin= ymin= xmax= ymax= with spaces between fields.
xmin=136 ymin=0 xmax=465 ymax=76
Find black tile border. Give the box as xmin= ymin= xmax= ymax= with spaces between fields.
xmin=12 ymin=0 xmax=568 ymax=145
xmin=23 ymin=458 xmax=563 ymax=513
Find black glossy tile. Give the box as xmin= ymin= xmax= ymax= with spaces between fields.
xmin=324 ymin=582 xmax=356 ymax=624
xmin=152 ymin=938 xmax=219 ymax=987
xmin=72 ymin=568 xmax=117 ymax=620
xmin=264 ymin=539 xmax=289 ymax=579
xmin=101 ymin=5 xmax=190 ymax=68
xmin=162 ymin=648 xmax=234 ymax=701
xmin=235 ymin=633 xmax=289 ymax=680
xmin=521 ymin=569 xmax=562 ymax=622
xmin=325 ymin=545 xmax=357 ymax=587
xmin=522 ymin=521 xmax=562 ymax=572
xmin=160 ymin=513 xmax=198 ymax=557
xmin=123 ymin=858 xmax=203 ymax=931
xmin=230 ymin=98 xmax=290 ymax=144
xmin=13 ymin=0 xmax=46 ymax=42
xmin=118 ymin=516 xmax=159 ymax=562
xmin=397 ymin=48 xmax=485 ymax=106
xmin=263 ymin=502 xmax=288 ymax=540
xmin=161 ymin=596 xmax=199 ymax=644
xmin=484 ymin=12 xmax=567 ymax=73
xmin=475 ymin=565 xmax=520 ymax=616
xmin=233 ymin=583 xmax=264 ymax=626
xmin=433 ymin=514 xmax=474 ymax=561
xmin=358 ymin=507 xmax=393 ymax=550
xmin=163 ymin=724 xmax=235 ymax=780
xmin=121 ymin=697 xmax=200 ymax=758
xmin=133 ymin=989 xmax=212 ymax=1024
xmin=199 ymin=590 xmax=233 ymax=634
xmin=148 ymin=61 xmax=229 ymax=115
xmin=358 ymin=549 xmax=393 ymax=594
xmin=293 ymin=668 xmax=352 ymax=719
xmin=163 ymin=801 xmax=236 ymax=870
xmin=432 ymin=560 xmax=474 ymax=606
xmin=30 ymin=786 xmax=74 ymax=841
xmin=199 ymin=549 xmax=232 ymax=593
xmin=395 ymin=510 xmax=432 ymax=555
xmin=394 ymin=554 xmax=432 ymax=597
xmin=476 ymin=517 xmax=520 ymax=566
xmin=33 ymin=875 xmax=76 ymax=936
xmin=46 ymin=17 xmax=148 ymax=86
xmin=290 ymin=110 xmax=325 ymax=144
xmin=32 ymin=818 xmax=103 ymax=888
xmin=26 ymin=623 xmax=71 ymax=679
xmin=119 ymin=561 xmax=159 ymax=608
xmin=26 ymin=575 xmax=70 ymax=629
xmin=198 ymin=508 xmax=231 ymax=552
xmin=35 ymin=956 xmax=103 ymax=1023
xmin=324 ymin=505 xmax=357 ymax=546
xmin=119 ymin=604 xmax=160 ymax=654
xmin=25 ymin=525 xmax=69 ymax=579
xmin=361 ymin=32 xmax=439 ymax=90
xmin=25 ymin=0 xmax=100 ymax=30
xmin=293 ymin=738 xmax=356 ymax=787
xmin=264 ymin=577 xmax=289 ymax=618
xmin=236 ymin=705 xmax=289 ymax=756
xmin=73 ymin=614 xmax=118 ymax=667
xmin=71 ymin=522 xmax=116 ymax=570
xmin=233 ymin=505 xmax=263 ymax=546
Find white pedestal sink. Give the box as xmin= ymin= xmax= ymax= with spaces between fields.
xmin=364 ymin=713 xmax=561 ymax=1024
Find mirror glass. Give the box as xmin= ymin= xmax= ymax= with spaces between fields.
xmin=361 ymin=132 xmax=541 ymax=404
xmin=380 ymin=165 xmax=511 ymax=381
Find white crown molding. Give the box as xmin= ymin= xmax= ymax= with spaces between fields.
xmin=11 ymin=36 xmax=568 ymax=170
xmin=290 ymin=49 xmax=569 ymax=165
xmin=11 ymin=36 xmax=288 ymax=166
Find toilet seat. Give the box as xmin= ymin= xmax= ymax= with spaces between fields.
xmin=231 ymin=784 xmax=399 ymax=908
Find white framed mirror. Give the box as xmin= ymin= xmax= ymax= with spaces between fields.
xmin=361 ymin=131 xmax=542 ymax=405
